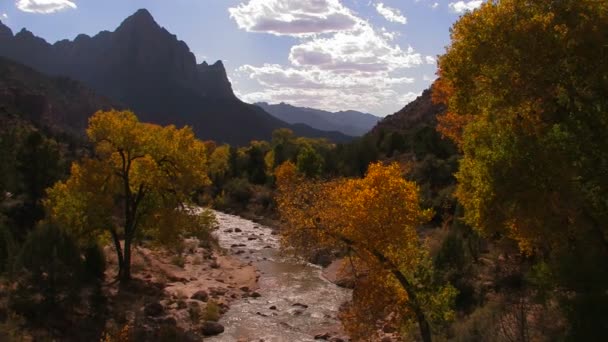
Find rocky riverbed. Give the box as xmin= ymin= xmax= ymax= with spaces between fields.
xmin=206 ymin=211 xmax=352 ymax=342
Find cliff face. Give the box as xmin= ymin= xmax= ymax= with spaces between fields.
xmin=0 ymin=9 xmax=234 ymax=102
xmin=0 ymin=10 xmax=352 ymax=145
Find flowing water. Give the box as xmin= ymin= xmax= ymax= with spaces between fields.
xmin=206 ymin=211 xmax=351 ymax=342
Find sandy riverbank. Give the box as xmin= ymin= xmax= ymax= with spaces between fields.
xmin=101 ymin=238 xmax=259 ymax=339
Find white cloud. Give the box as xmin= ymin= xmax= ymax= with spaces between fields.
xmin=230 ymin=0 xmax=428 ymax=114
xmin=16 ymin=0 xmax=77 ymax=14
xmin=399 ymin=91 xmax=421 ymax=105
xmin=448 ymin=1 xmax=483 ymax=13
xmin=423 ymin=74 xmax=437 ymax=82
xmin=425 ymin=55 xmax=436 ymax=64
xmin=228 ymin=0 xmax=358 ymax=36
xmin=431 ymin=3 xmax=439 ymax=9
xmin=288 ymin=21 xmax=422 ymax=72
xmin=1 ymin=13 xmax=7 ymax=19
xmin=375 ymin=3 xmax=407 ymax=24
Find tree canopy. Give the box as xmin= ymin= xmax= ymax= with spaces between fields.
xmin=435 ymin=0 xmax=608 ymax=338
xmin=45 ymin=110 xmax=213 ymax=281
xmin=275 ymin=161 xmax=455 ymax=341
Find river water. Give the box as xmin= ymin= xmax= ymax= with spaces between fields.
xmin=206 ymin=211 xmax=351 ymax=342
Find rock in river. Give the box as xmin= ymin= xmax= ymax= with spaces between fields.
xmin=201 ymin=321 xmax=225 ymax=336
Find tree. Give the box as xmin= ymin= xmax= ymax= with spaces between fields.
xmin=45 ymin=110 xmax=212 ymax=281
xmin=208 ymin=144 xmax=231 ymax=187
xmin=435 ymin=0 xmax=608 ymax=338
xmin=275 ymin=162 xmax=455 ymax=341
xmin=296 ymin=144 xmax=324 ymax=178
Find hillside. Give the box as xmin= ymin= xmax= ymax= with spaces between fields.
xmin=0 ymin=10 xmax=351 ymax=145
xmin=0 ymin=56 xmax=116 ymax=137
xmin=256 ymin=102 xmax=379 ymax=136
xmin=370 ymin=87 xmax=444 ymax=136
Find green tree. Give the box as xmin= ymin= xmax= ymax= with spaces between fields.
xmin=296 ymin=144 xmax=324 ymax=178
xmin=435 ymin=1 xmax=608 ymax=338
xmin=45 ymin=110 xmax=212 ymax=281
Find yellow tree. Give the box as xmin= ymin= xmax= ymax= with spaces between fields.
xmin=276 ymin=162 xmax=455 ymax=342
xmin=435 ymin=1 xmax=608 ymax=338
xmin=45 ymin=110 xmax=212 ymax=281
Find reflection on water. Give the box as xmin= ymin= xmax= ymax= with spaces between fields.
xmin=207 ymin=211 xmax=351 ymax=342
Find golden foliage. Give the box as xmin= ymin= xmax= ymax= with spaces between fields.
xmin=276 ymin=161 xmax=455 ymax=340
xmin=45 ymin=110 xmax=212 ymax=279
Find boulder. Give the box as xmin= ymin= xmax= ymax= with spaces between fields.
xmin=144 ymin=302 xmax=164 ymax=317
xmin=201 ymin=321 xmax=224 ymax=336
xmin=315 ymin=332 xmax=331 ymax=340
xmin=191 ymin=290 xmax=209 ymax=302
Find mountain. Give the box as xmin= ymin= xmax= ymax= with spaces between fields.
xmin=0 ymin=10 xmax=351 ymax=145
xmin=0 ymin=56 xmax=117 ymax=136
xmin=256 ymin=102 xmax=380 ymax=136
xmin=370 ymin=87 xmax=444 ymax=136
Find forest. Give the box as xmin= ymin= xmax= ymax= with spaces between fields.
xmin=0 ymin=0 xmax=606 ymax=341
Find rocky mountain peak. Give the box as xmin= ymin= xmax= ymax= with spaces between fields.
xmin=0 ymin=21 xmax=13 ymax=40
xmin=116 ymin=8 xmax=160 ymax=33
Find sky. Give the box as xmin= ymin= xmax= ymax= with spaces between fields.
xmin=0 ymin=0 xmax=484 ymax=117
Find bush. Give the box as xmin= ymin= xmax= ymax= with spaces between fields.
xmin=171 ymin=255 xmax=185 ymax=268
xmin=10 ymin=223 xmax=84 ymax=321
xmin=83 ymin=242 xmax=106 ymax=280
xmin=204 ymin=300 xmax=220 ymax=322
xmin=223 ymin=178 xmax=253 ymax=207
xmin=0 ymin=223 xmax=17 ymax=274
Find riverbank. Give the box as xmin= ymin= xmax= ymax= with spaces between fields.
xmin=101 ymin=236 xmax=259 ymax=340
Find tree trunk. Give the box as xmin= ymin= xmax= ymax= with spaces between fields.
xmin=120 ymin=236 xmax=132 ymax=281
xmin=332 ymin=233 xmax=434 ymax=342
xmin=111 ymin=230 xmax=125 ymax=280
xmin=390 ymin=268 xmax=433 ymax=342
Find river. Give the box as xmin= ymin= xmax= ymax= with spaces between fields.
xmin=206 ymin=211 xmax=351 ymax=342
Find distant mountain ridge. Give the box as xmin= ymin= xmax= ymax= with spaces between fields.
xmin=256 ymin=102 xmax=380 ymax=136
xmin=0 ymin=9 xmax=351 ymax=145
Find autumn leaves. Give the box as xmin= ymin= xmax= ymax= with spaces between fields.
xmin=276 ymin=161 xmax=455 ymax=341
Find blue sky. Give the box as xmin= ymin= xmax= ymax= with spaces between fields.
xmin=0 ymin=0 xmax=483 ymax=116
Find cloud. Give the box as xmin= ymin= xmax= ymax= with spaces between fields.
xmin=399 ymin=91 xmax=421 ymax=105
xmin=228 ymin=0 xmax=358 ymax=36
xmin=375 ymin=3 xmax=407 ymax=24
xmin=1 ymin=13 xmax=7 ymax=19
xmin=431 ymin=3 xmax=439 ymax=9
xmin=425 ymin=55 xmax=436 ymax=64
xmin=16 ymin=0 xmax=76 ymax=14
xmin=448 ymin=1 xmax=483 ymax=13
xmin=231 ymin=0 xmax=427 ymax=114
xmin=288 ymin=21 xmax=422 ymax=72
xmin=423 ymin=74 xmax=437 ymax=82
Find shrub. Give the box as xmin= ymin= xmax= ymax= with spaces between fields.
xmin=10 ymin=223 xmax=84 ymax=321
xmin=224 ymin=178 xmax=253 ymax=206
xmin=0 ymin=223 xmax=17 ymax=274
xmin=83 ymin=242 xmax=106 ymax=280
xmin=204 ymin=300 xmax=220 ymax=322
xmin=171 ymin=255 xmax=185 ymax=268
